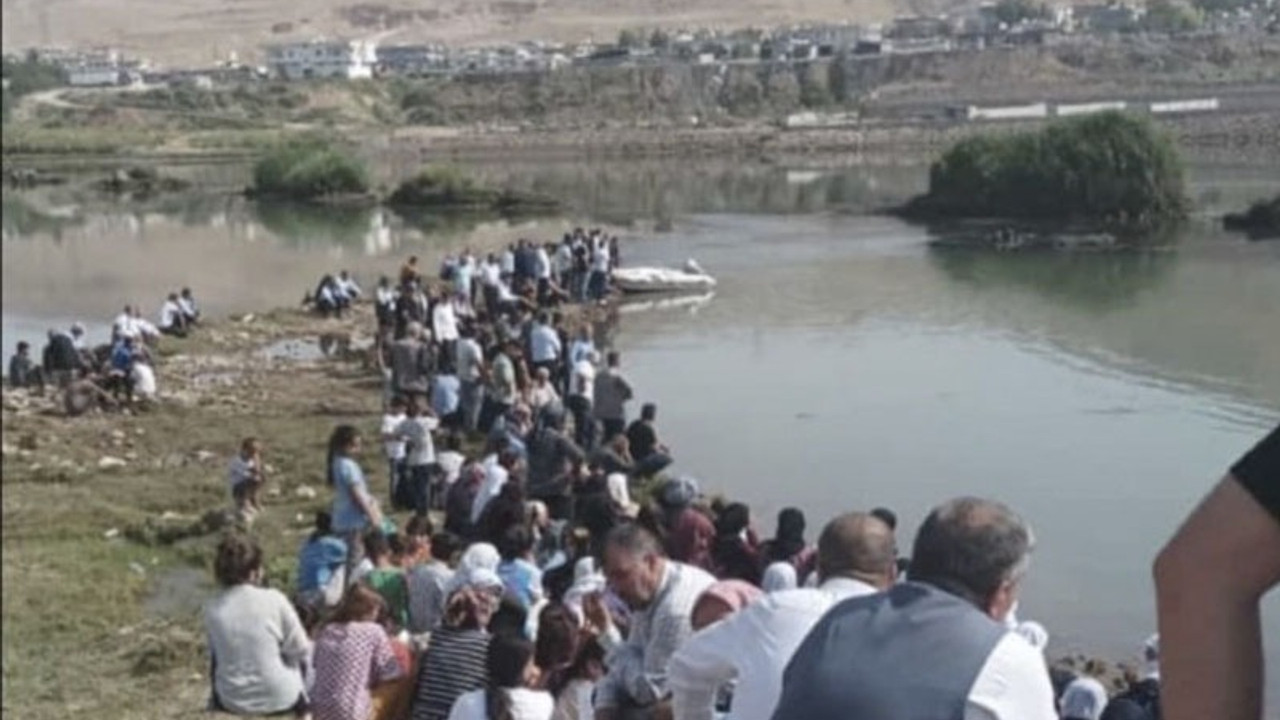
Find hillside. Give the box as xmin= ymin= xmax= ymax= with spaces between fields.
xmin=2 ymin=0 xmax=923 ymax=66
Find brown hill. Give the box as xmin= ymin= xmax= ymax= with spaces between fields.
xmin=2 ymin=0 xmax=928 ymax=66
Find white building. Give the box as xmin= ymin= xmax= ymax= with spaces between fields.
xmin=264 ymin=39 xmax=378 ymax=80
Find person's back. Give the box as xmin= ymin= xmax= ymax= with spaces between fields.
xmin=413 ymin=624 xmax=490 ymax=720
xmin=1099 ymin=679 xmax=1160 ymax=720
xmin=45 ymin=332 xmax=80 ymax=372
xmin=626 ymin=419 xmax=657 ymax=462
xmin=592 ymin=367 xmax=629 ymax=422
xmin=392 ymin=336 xmax=429 ymax=394
xmin=769 ymin=497 xmax=1056 ymax=720
xmin=312 ymin=620 xmax=403 ymax=720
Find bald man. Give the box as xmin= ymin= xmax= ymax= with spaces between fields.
xmin=668 ymin=512 xmax=898 ymax=720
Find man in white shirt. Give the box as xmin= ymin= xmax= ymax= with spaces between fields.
xmin=567 ymin=349 xmax=598 ymax=450
xmin=769 ymin=497 xmax=1058 ymax=720
xmin=396 ymin=399 xmax=441 ymax=515
xmin=113 ymin=305 xmax=139 ymax=342
xmin=470 ymin=446 xmax=520 ymax=525
xmin=668 ymin=512 xmax=897 ymax=720
xmin=335 ymin=270 xmax=362 ymax=302
xmin=159 ymin=292 xmax=188 ymax=337
xmin=178 ymin=288 xmax=200 ymax=326
xmin=528 ymin=312 xmax=562 ymax=377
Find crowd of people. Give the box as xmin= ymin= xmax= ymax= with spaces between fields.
xmin=6 ymin=287 xmax=202 ymax=415
xmin=194 ymin=230 xmax=1280 ymax=720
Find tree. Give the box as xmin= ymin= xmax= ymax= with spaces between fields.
xmin=649 ymin=29 xmax=671 ymax=50
xmin=1143 ymin=0 xmax=1204 ymax=31
xmin=994 ymin=0 xmax=1051 ymax=25
xmin=617 ymin=29 xmax=643 ymax=48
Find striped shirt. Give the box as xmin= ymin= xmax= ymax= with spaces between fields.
xmin=412 ymin=626 xmax=491 ymax=720
xmin=311 ymin=622 xmax=403 ymax=720
xmin=594 ymin=561 xmax=716 ymax=710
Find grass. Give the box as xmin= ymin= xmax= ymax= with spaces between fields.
xmin=0 ymin=306 xmax=425 ymax=719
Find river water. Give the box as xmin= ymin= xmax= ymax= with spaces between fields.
xmin=3 ymin=158 xmax=1279 ymax=701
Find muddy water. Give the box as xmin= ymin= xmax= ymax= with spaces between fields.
xmin=3 ymin=158 xmax=1279 ymax=702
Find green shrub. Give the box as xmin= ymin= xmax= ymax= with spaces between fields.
xmin=918 ymin=112 xmax=1187 ymax=231
xmin=387 ymin=165 xmax=496 ymax=207
xmin=250 ymin=139 xmax=369 ymax=200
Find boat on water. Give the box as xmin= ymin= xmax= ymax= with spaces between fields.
xmin=612 ymin=259 xmax=717 ymax=295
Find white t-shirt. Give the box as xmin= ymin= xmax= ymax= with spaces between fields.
xmin=381 ymin=412 xmax=407 ymax=460
xmin=591 ymin=246 xmax=610 ymax=273
xmin=481 ymin=262 xmax=502 ymax=288
xmin=115 ymin=312 xmax=139 ymax=339
xmin=470 ymin=456 xmax=509 ymax=524
xmin=159 ymin=300 xmax=183 ymax=329
xmin=448 ymin=688 xmax=554 ymax=720
xmin=437 ymin=450 xmax=465 ymax=486
xmin=397 ymin=415 xmax=441 ymax=467
xmin=433 ymin=302 xmax=460 ymax=343
xmin=964 ymin=633 xmax=1059 ymax=720
xmin=571 ymin=360 xmax=596 ymax=401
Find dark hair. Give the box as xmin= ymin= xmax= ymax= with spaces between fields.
xmin=17 ymin=341 xmax=30 ymax=352
xmin=768 ymin=507 xmax=807 ymax=562
xmin=871 ymin=507 xmax=898 ymax=531
xmin=909 ymin=497 xmax=1033 ymax=609
xmin=497 ymin=525 xmax=535 ymax=562
xmin=640 ymin=403 xmax=657 ymax=421
xmin=445 ymin=433 xmax=463 ymax=452
xmin=486 ymin=632 xmax=535 ymax=720
xmin=405 ymin=514 xmax=434 ymax=538
xmin=326 ymin=425 xmax=360 ymax=486
xmin=716 ymin=503 xmax=751 ymax=537
xmin=489 ymin=594 xmax=529 ymax=638
xmin=330 ymin=584 xmax=385 ymax=625
xmin=431 ymin=531 xmax=462 ymax=563
xmin=535 ymin=603 xmax=580 ymax=673
xmin=364 ymin=529 xmax=391 ymax=561
xmin=606 ymin=351 xmax=620 ymax=368
xmin=312 ymin=511 xmax=333 ymax=539
xmin=444 ymin=588 xmax=490 ymax=630
xmin=214 ymin=532 xmax=263 ymax=587
xmin=388 ymin=395 xmax=407 ymax=411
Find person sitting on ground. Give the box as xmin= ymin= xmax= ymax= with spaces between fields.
xmin=1098 ymin=634 xmax=1161 ymax=720
xmin=759 ymin=508 xmax=816 ymax=586
xmin=1154 ymin=423 xmax=1279 ymax=720
xmin=670 ymin=511 xmax=897 ymax=720
xmin=1060 ymin=676 xmax=1109 ymax=720
xmin=314 ymin=275 xmax=343 ymax=317
xmin=656 ymin=477 xmax=717 ymax=573
xmin=297 ymin=511 xmax=350 ymax=611
xmin=228 ymin=436 xmax=265 ymax=520
xmin=130 ymin=349 xmax=158 ymax=403
xmin=711 ymin=502 xmax=763 ymax=586
xmin=130 ymin=306 xmax=162 ymax=347
xmin=8 ymin=341 xmax=44 ymax=391
xmin=411 ymin=572 xmax=504 ymax=720
xmin=625 ymin=403 xmax=673 ymax=478
xmin=159 ymin=292 xmax=188 ymax=337
xmin=178 ymin=287 xmax=200 ymax=326
xmin=408 ymin=530 xmax=461 ymax=635
xmin=362 ymin=530 xmax=412 ymax=631
xmin=42 ymin=327 xmax=85 ymax=389
xmin=205 ymin=533 xmax=311 ymax=717
xmin=497 ymin=524 xmax=545 ymax=610
xmin=590 ymin=434 xmax=635 ymax=478
xmin=113 ymin=305 xmax=138 ymax=343
xmin=447 ymin=631 xmax=554 ymax=720
xmin=62 ymin=374 xmax=117 ymax=417
xmin=770 ymin=497 xmax=1057 ymax=720
xmin=336 ymin=270 xmax=362 ymax=304
xmin=586 ymin=523 xmax=717 ymax=720
xmin=311 ymin=584 xmax=406 ymax=720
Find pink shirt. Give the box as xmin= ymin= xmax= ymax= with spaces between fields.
xmin=311 ymin=621 xmax=403 ymax=720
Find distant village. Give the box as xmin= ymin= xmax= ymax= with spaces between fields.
xmin=5 ymin=0 xmax=1278 ymax=89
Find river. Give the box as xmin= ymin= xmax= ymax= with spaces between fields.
xmin=3 ymin=157 xmax=1279 ymax=704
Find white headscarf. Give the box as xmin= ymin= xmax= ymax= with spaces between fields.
xmin=446 ymin=543 xmax=502 ymax=595
xmin=761 ymin=562 xmax=798 ymax=593
xmin=563 ymin=557 xmax=607 ymax=624
xmin=1142 ymin=633 xmax=1160 ymax=680
xmin=1060 ymin=676 xmax=1109 ymax=720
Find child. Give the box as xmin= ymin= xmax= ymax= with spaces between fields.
xmin=228 ymin=437 xmax=264 ymax=519
xmin=380 ymin=396 xmax=408 ymax=508
xmin=361 ymin=531 xmax=410 ymax=631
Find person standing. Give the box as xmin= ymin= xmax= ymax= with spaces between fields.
xmin=397 ymin=399 xmax=442 ymax=515
xmin=529 ymin=312 xmax=563 ymax=380
xmin=328 ymin=425 xmax=384 ymax=585
xmin=8 ymin=341 xmax=43 ymax=391
xmin=42 ymin=327 xmax=84 ymax=389
xmin=455 ymin=328 xmax=487 ymax=435
xmin=391 ymin=322 xmax=433 ymax=404
xmin=592 ymin=352 xmax=633 ymax=443
xmin=481 ymin=341 xmax=520 ymax=435
xmin=228 ymin=437 xmax=265 ymax=520
xmin=769 ymin=497 xmax=1057 ymax=720
xmin=381 ymin=396 xmax=410 ymax=508
xmin=567 ymin=350 xmax=598 ymax=451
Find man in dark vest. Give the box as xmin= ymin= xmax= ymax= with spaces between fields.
xmin=770 ymin=496 xmax=1057 ymax=720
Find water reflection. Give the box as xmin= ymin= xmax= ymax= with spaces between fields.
xmin=928 ymin=246 xmax=1178 ymax=314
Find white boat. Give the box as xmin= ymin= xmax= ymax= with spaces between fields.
xmin=612 ymin=259 xmax=717 ymax=295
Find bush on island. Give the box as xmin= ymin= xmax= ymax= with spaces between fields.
xmin=250 ymin=139 xmax=369 ymax=201
xmin=905 ymin=112 xmax=1188 ymax=233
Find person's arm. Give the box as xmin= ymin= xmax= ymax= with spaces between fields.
xmin=369 ymin=630 xmax=404 ymax=685
xmin=1155 ymin=425 xmax=1280 ymax=720
xmin=667 ymin=616 xmax=744 ymax=720
xmin=276 ymin=591 xmax=312 ymax=667
xmin=343 ymin=466 xmax=383 ymax=528
xmin=624 ymin=598 xmax=695 ymax=706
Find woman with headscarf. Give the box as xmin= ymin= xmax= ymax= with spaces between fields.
xmin=759 ymin=507 xmax=816 ymax=584
xmin=1060 ymin=676 xmax=1109 ymax=720
xmin=711 ymin=503 xmax=762 ymax=585
xmin=412 ymin=570 xmax=505 ymax=720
